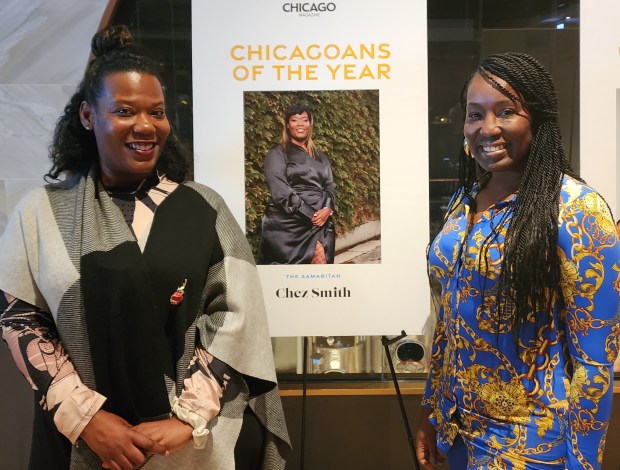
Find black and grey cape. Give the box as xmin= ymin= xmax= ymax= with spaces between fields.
xmin=0 ymin=172 xmax=290 ymax=469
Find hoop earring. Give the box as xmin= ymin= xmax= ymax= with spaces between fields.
xmin=463 ymin=139 xmax=473 ymax=158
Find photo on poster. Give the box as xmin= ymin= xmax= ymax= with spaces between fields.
xmin=244 ymin=89 xmax=381 ymax=265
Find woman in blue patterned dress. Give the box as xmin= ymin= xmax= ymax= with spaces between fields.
xmin=416 ymin=53 xmax=619 ymax=469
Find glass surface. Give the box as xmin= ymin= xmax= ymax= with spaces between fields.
xmin=112 ymin=0 xmax=194 ymax=174
xmin=111 ymin=0 xmax=592 ymax=381
xmin=274 ymin=335 xmax=430 ymax=382
xmin=427 ymin=0 xmax=579 ymax=241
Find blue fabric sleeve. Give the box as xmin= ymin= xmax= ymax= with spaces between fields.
xmin=558 ymin=190 xmax=620 ymax=470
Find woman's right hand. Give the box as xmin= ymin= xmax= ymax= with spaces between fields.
xmin=133 ymin=417 xmax=193 ymax=453
xmin=311 ymin=207 xmax=332 ymax=227
xmin=415 ymin=408 xmax=443 ymax=470
xmin=79 ymin=409 xmax=168 ymax=470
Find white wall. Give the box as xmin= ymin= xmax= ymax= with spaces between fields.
xmin=580 ymin=1 xmax=620 ymax=217
xmin=0 ymin=0 xmax=108 ymax=234
xmin=0 ymin=1 xmax=107 ymax=467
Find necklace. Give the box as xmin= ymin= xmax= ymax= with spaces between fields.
xmin=106 ymin=178 xmax=146 ymax=197
xmin=104 ymin=172 xmax=160 ymax=198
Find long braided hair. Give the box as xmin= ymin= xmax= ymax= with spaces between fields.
xmin=453 ymin=52 xmax=580 ymax=335
xmin=46 ymin=25 xmax=189 ymax=182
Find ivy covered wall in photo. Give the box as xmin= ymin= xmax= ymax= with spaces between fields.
xmin=244 ymin=90 xmax=381 ymax=257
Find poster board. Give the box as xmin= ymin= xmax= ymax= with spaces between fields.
xmin=192 ymin=0 xmax=429 ymax=336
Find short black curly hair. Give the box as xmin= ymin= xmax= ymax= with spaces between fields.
xmin=46 ymin=25 xmax=189 ymax=182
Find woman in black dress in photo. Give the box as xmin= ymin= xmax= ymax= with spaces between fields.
xmin=259 ymin=103 xmax=336 ymax=264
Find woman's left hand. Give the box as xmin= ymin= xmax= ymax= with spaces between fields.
xmin=311 ymin=208 xmax=332 ymax=227
xmin=133 ymin=417 xmax=193 ymax=454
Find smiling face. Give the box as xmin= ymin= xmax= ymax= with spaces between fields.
xmin=464 ymin=72 xmax=533 ymax=178
xmin=79 ymin=71 xmax=170 ymax=187
xmin=286 ymin=111 xmax=312 ymax=146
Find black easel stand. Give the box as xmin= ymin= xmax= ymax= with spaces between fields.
xmin=382 ymin=331 xmax=421 ymax=470
xmin=299 ymin=336 xmax=308 ymax=470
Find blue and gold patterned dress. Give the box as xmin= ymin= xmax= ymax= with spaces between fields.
xmin=423 ymin=175 xmax=620 ymax=469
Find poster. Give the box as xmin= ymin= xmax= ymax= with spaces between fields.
xmin=192 ymin=0 xmax=429 ymax=336
xmin=581 ymin=1 xmax=620 ymax=217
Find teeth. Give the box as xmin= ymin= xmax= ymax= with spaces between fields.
xmin=482 ymin=144 xmax=504 ymax=152
xmin=128 ymin=142 xmax=155 ymax=151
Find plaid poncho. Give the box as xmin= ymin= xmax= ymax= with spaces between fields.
xmin=0 ymin=171 xmax=290 ymax=469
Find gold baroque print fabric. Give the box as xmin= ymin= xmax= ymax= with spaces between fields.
xmin=422 ymin=175 xmax=620 ymax=469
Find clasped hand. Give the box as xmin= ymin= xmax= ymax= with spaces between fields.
xmin=80 ymin=410 xmax=193 ymax=470
xmin=311 ymin=207 xmax=332 ymax=227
